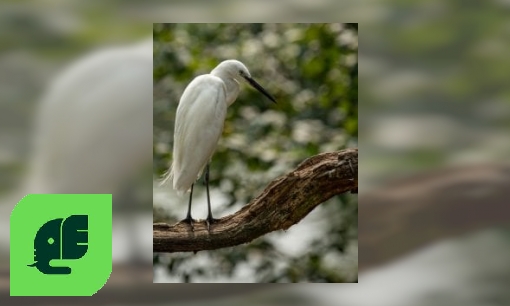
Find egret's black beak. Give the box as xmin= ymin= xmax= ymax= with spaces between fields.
xmin=244 ymin=76 xmax=277 ymax=103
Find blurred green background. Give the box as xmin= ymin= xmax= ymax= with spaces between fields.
xmin=153 ymin=23 xmax=358 ymax=283
xmin=360 ymin=1 xmax=510 ymax=188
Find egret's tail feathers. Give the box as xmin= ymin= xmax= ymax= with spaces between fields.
xmin=158 ymin=168 xmax=173 ymax=187
xmin=159 ymin=168 xmax=188 ymax=196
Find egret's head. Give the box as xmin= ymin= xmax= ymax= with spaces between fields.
xmin=213 ymin=60 xmax=251 ymax=80
xmin=212 ymin=59 xmax=276 ymax=103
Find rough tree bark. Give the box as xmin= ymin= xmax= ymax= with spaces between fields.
xmin=153 ymin=148 xmax=358 ymax=253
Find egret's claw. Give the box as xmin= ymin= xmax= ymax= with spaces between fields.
xmin=181 ymin=216 xmax=196 ymax=232
xmin=205 ymin=217 xmax=219 ymax=232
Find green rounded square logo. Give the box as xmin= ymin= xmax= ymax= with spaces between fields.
xmin=10 ymin=194 xmax=112 ymax=296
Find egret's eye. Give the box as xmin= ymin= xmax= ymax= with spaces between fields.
xmin=239 ymin=70 xmax=244 ymax=75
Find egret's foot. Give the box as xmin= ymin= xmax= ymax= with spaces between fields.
xmin=205 ymin=217 xmax=219 ymax=232
xmin=180 ymin=216 xmax=196 ymax=231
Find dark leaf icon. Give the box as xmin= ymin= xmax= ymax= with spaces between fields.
xmin=28 ymin=215 xmax=88 ymax=274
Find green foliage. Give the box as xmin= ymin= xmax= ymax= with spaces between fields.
xmin=153 ymin=23 xmax=358 ymax=283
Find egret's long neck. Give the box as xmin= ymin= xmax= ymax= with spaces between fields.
xmin=211 ymin=71 xmax=240 ymax=106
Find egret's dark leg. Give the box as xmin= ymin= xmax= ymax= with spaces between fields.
xmin=205 ymin=164 xmax=218 ymax=231
xmin=182 ymin=183 xmax=194 ymax=230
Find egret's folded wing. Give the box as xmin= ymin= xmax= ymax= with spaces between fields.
xmin=170 ymin=75 xmax=227 ymax=193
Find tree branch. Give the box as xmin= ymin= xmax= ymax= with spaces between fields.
xmin=153 ymin=148 xmax=358 ymax=253
xmin=359 ymin=163 xmax=510 ymax=271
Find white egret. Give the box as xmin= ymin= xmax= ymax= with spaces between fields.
xmin=0 ymin=39 xmax=153 ymax=263
xmin=162 ymin=59 xmax=276 ymax=229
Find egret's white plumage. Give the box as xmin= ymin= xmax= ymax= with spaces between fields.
xmin=162 ymin=59 xmax=275 ymax=223
xmin=169 ymin=74 xmax=227 ymax=194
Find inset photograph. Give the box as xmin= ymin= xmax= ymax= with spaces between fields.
xmin=153 ymin=23 xmax=358 ymax=283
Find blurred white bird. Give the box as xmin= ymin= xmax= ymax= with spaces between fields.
xmin=26 ymin=39 xmax=153 ymax=194
xmin=0 ymin=39 xmax=153 ymax=263
xmin=162 ymin=59 xmax=276 ymax=229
